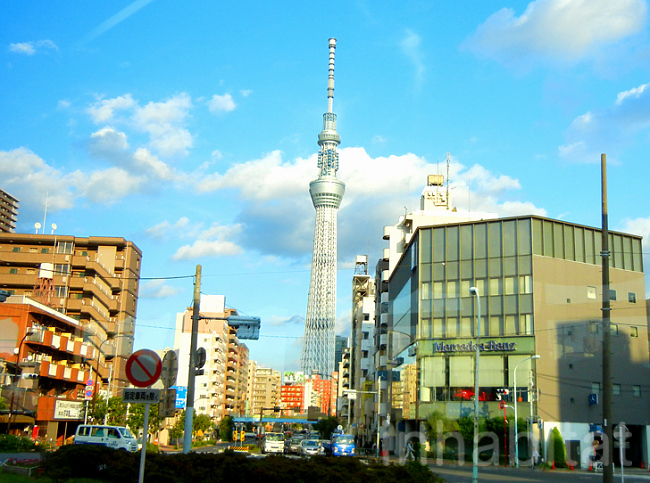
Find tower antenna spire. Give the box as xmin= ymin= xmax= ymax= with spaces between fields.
xmin=301 ymin=38 xmax=346 ymax=377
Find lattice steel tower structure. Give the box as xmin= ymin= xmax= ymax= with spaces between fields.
xmin=301 ymin=38 xmax=345 ymax=377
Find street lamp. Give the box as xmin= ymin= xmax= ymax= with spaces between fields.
xmin=513 ymin=354 xmax=540 ymax=468
xmin=469 ymin=286 xmax=481 ymax=483
xmin=94 ymin=334 xmax=132 ymax=424
xmin=8 ymin=328 xmax=35 ymax=434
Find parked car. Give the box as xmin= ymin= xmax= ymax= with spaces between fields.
xmin=300 ymin=439 xmax=325 ymax=456
xmin=289 ymin=434 xmax=306 ymax=453
xmin=74 ymin=425 xmax=138 ymax=452
xmin=261 ymin=432 xmax=285 ymax=454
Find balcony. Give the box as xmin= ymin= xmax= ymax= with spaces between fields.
xmin=25 ymin=328 xmax=95 ymax=361
xmin=32 ymin=360 xmax=90 ymax=385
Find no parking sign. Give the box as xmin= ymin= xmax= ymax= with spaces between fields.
xmin=125 ymin=349 xmax=162 ymax=388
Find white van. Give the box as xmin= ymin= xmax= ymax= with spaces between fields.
xmin=74 ymin=425 xmax=138 ymax=452
xmin=261 ymin=432 xmax=285 ymax=454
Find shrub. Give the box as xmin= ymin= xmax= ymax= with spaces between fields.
xmin=549 ymin=427 xmax=567 ymax=468
xmin=0 ymin=434 xmax=38 ymax=452
xmin=42 ymin=446 xmax=445 ymax=483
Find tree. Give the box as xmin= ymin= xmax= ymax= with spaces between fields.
xmin=549 ymin=427 xmax=567 ymax=468
xmin=193 ymin=413 xmax=214 ymax=438
xmin=106 ymin=397 xmax=127 ymax=426
xmin=89 ymin=394 xmax=107 ymax=423
xmin=313 ymin=416 xmax=340 ymax=440
xmin=219 ymin=415 xmax=234 ymax=442
xmin=127 ymin=403 xmax=161 ymax=437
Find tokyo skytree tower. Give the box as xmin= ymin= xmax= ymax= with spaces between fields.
xmin=300 ymin=38 xmax=345 ymax=377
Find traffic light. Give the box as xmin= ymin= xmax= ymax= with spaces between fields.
xmin=232 ymin=430 xmax=238 ymax=442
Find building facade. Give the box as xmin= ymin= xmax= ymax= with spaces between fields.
xmin=0 ymin=296 xmax=96 ymax=442
xmin=0 ymin=234 xmax=141 ymax=399
xmin=383 ymin=214 xmax=649 ymax=467
xmin=174 ymin=295 xmax=249 ymax=422
xmin=248 ymin=366 xmax=281 ymax=417
xmin=0 ymin=189 xmax=19 ymax=233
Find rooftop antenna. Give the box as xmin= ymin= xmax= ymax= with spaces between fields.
xmin=42 ymin=192 xmax=49 ymax=234
xmin=446 ymin=152 xmax=450 ymax=209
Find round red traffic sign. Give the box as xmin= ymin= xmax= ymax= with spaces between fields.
xmin=125 ymin=349 xmax=162 ymax=388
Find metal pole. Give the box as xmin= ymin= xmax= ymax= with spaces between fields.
xmin=529 ymin=370 xmax=534 ymax=467
xmin=183 ymin=265 xmax=201 ymax=453
xmin=601 ymin=153 xmax=613 ymax=483
xmin=138 ymin=403 xmax=150 ymax=483
xmin=514 ymin=355 xmax=540 ymax=467
xmin=470 ymin=287 xmax=481 ymax=483
xmin=103 ymin=364 xmax=113 ymax=425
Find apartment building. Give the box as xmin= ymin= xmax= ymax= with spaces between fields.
xmin=248 ymin=366 xmax=281 ymax=417
xmin=0 ymin=296 xmax=96 ymax=442
xmin=0 ymin=233 xmax=141 ymax=399
xmin=174 ymin=295 xmax=249 ymax=421
xmin=0 ymin=188 xmax=19 ymax=233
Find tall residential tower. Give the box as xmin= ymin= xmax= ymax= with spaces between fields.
xmin=300 ymin=38 xmax=345 ymax=376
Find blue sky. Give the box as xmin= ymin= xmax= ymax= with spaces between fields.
xmin=2 ymin=0 xmax=649 ymax=372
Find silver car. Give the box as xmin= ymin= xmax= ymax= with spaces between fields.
xmin=300 ymin=439 xmax=325 ymax=456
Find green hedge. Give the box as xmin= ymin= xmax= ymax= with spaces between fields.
xmin=43 ymin=446 xmax=445 ymax=483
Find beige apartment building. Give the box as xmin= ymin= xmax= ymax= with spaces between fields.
xmin=248 ymin=366 xmax=281 ymax=417
xmin=174 ymin=295 xmax=249 ymax=421
xmin=0 ymin=234 xmax=141 ymax=399
xmin=0 ymin=188 xmax=19 ymax=233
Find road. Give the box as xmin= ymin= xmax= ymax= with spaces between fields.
xmin=427 ymin=464 xmax=650 ymax=482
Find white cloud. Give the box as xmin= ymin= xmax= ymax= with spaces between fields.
xmin=133 ymin=93 xmax=193 ymax=157
xmin=76 ymin=167 xmax=144 ymax=204
xmin=139 ymin=280 xmax=180 ymax=299
xmin=145 ymin=217 xmax=192 ymax=239
xmin=620 ymin=216 xmax=650 ymax=240
xmin=87 ymin=95 xmax=136 ymax=123
xmin=400 ymin=29 xmax=425 ymax=85
xmin=240 ymin=89 xmax=253 ymax=98
xmin=560 ymin=81 xmax=650 ymax=162
xmin=196 ymin=147 xmax=543 ymax=261
xmin=89 ymin=126 xmax=129 ymax=155
xmin=0 ymin=148 xmax=77 ymax=212
xmin=172 ymin=239 xmax=242 ymax=260
xmin=8 ymin=40 xmax=58 ymax=55
xmin=616 ymin=82 xmax=650 ymax=105
xmin=463 ymin=0 xmax=647 ymax=67
xmin=57 ymin=100 xmax=71 ymax=110
xmin=208 ymin=93 xmax=237 ymax=113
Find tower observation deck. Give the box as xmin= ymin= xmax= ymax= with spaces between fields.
xmin=300 ymin=38 xmax=345 ymax=377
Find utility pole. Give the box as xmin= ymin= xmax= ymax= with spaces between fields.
xmin=183 ymin=265 xmax=201 ymax=453
xmin=601 ymin=154 xmax=613 ymax=483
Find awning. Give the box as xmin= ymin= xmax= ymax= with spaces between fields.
xmin=0 ymin=415 xmax=36 ymax=424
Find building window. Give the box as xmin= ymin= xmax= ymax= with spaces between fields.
xmin=633 ymin=385 xmax=641 ymax=397
xmin=55 ymin=264 xmax=70 ymax=275
xmin=631 ymin=327 xmax=639 ymax=338
xmin=628 ymin=292 xmax=636 ymax=303
xmin=609 ymin=289 xmax=617 ymax=301
xmin=591 ymin=382 xmax=601 ymax=394
xmin=610 ymin=324 xmax=619 ymax=336
xmin=12 ymin=247 xmax=20 ymax=252
xmin=41 ymin=248 xmax=49 ymax=254
xmin=54 ymin=286 xmax=67 ymax=298
xmin=589 ymin=320 xmax=599 ymax=334
xmin=587 ymin=286 xmax=597 ymax=299
xmin=9 ymin=268 xmax=18 ymax=274
xmin=613 ymin=384 xmax=621 ymax=396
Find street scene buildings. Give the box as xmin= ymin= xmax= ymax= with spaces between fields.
xmin=0 ymin=35 xmax=648 ymax=474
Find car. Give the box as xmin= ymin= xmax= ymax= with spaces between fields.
xmin=288 ymin=435 xmax=306 ymax=453
xmin=300 ymin=439 xmax=325 ymax=456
